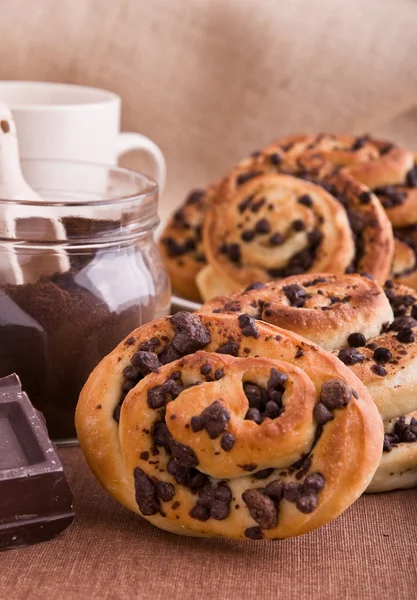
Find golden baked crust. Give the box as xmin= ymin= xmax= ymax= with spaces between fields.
xmin=269 ymin=133 xmax=381 ymax=166
xmin=76 ymin=312 xmax=382 ymax=540
xmin=367 ymin=410 xmax=417 ymax=493
xmin=200 ymin=274 xmax=417 ymax=421
xmin=202 ymin=273 xmax=393 ymax=351
xmin=159 ymin=188 xmax=212 ymax=302
xmin=197 ymin=149 xmax=393 ymax=301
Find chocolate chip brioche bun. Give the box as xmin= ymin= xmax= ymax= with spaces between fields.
xmin=201 ymin=274 xmax=417 ymax=422
xmin=197 ymin=149 xmax=393 ymax=301
xmin=76 ymin=311 xmax=382 ymax=540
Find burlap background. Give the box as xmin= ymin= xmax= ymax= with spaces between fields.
xmin=0 ymin=0 xmax=417 ymax=221
xmin=0 ymin=448 xmax=416 ymax=600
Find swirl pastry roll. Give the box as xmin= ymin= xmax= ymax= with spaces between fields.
xmin=76 ymin=311 xmax=382 ymax=540
xmin=202 ymin=274 xmax=417 ymax=422
xmin=198 ymin=150 xmax=393 ymax=300
xmin=159 ymin=188 xmax=211 ymax=302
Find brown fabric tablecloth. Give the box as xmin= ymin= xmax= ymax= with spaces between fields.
xmin=0 ymin=448 xmax=416 ymax=600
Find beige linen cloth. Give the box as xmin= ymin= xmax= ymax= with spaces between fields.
xmin=0 ymin=0 xmax=416 ymax=223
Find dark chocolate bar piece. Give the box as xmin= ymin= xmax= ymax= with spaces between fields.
xmin=0 ymin=374 xmax=74 ymax=550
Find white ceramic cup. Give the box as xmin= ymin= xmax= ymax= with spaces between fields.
xmin=0 ymin=81 xmax=166 ymax=192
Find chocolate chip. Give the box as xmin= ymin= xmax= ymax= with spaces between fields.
xmin=348 ymin=333 xmax=366 ymax=348
xmin=244 ymin=526 xmax=264 ymax=539
xmin=243 ymin=382 xmax=266 ymax=409
xmin=131 ymin=351 xmax=161 ymax=374
xmin=151 ymin=421 xmax=171 ymax=450
xmin=295 ymin=347 xmax=304 ymax=359
xmin=238 ymin=313 xmax=260 ymax=338
xmin=390 ymin=316 xmax=417 ymax=331
xmin=313 ymin=403 xmax=334 ymax=425
xmin=238 ymin=463 xmax=258 ymax=472
xmin=194 ymin=401 xmax=231 ymax=439
xmin=298 ymin=194 xmax=313 ymax=207
xmin=338 ymin=348 xmax=365 ymax=366
xmin=383 ymin=434 xmax=395 ymax=452
xmin=242 ymin=489 xmax=278 ymax=529
xmin=154 ymin=481 xmax=175 ymax=502
xmin=122 ymin=380 xmax=136 ymax=394
xmin=270 ymin=232 xmax=284 ymax=245
xmin=283 ymin=284 xmax=309 ymax=307
xmin=283 ymin=482 xmax=304 ymax=502
xmin=237 ymin=171 xmax=261 ymax=186
xmin=406 ymin=166 xmax=417 ymax=188
xmin=265 ymin=400 xmax=281 ymax=418
xmin=221 ymin=432 xmax=236 ymax=451
xmin=292 ymin=219 xmax=305 ymax=231
xmin=371 ymin=364 xmax=387 ymax=377
xmin=244 ymin=281 xmax=266 ymax=292
xmin=169 ymin=438 xmax=199 ymax=469
xmin=200 ymin=363 xmax=212 ymax=375
xmin=190 ymin=416 xmax=203 ymax=432
xmin=238 ymin=196 xmax=253 ymax=213
xmin=267 ymin=368 xmax=287 ymax=406
xmin=264 ymin=480 xmax=284 ymax=501
xmin=167 ymin=459 xmax=208 ymax=490
xmin=320 ymin=379 xmax=351 ymax=409
xmin=373 ymin=347 xmax=392 ymax=363
xmin=396 ymin=328 xmax=416 ymax=343
xmin=134 ymin=467 xmax=159 ymax=516
xmin=411 ymin=305 xmax=417 ymax=320
xmin=303 ymin=473 xmax=325 ymax=494
xmin=255 ymin=219 xmax=270 ymax=234
xmin=245 ymin=407 xmax=263 ymax=424
xmin=169 ymin=312 xmax=211 ymax=355
xmin=241 ymin=229 xmax=255 ymax=242
xmin=214 ymin=368 xmax=225 ymax=380
xmin=113 ymin=405 xmax=121 ymax=422
xmin=123 ymin=366 xmax=140 ymax=381
xmin=296 ymin=494 xmax=318 ymax=513
xmin=216 ymin=339 xmax=239 ymax=356
xmin=391 ymin=295 xmax=417 ymax=309
xmin=140 ymin=451 xmax=149 ymax=461
xmin=186 ymin=189 xmax=205 ymax=204
xmin=359 ymin=191 xmax=372 ymax=204
xmin=254 ymin=468 xmax=275 ymax=480
xmin=210 ymin=502 xmax=230 ymax=520
xmin=251 ymin=198 xmax=266 ymax=213
xmin=189 ymin=505 xmax=210 ymax=521
xmin=191 ymin=483 xmax=232 ymax=521
xmin=125 ymin=336 xmax=135 ymax=345
xmin=351 ymin=136 xmax=368 ymax=151
xmin=147 ymin=378 xmax=184 ymax=409
xmin=270 ymin=153 xmax=282 ymax=166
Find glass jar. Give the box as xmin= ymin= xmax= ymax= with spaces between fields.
xmin=0 ymin=160 xmax=170 ymax=441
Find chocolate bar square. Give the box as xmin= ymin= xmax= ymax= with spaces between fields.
xmin=0 ymin=374 xmax=74 ymax=550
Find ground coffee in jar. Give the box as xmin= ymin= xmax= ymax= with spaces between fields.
xmin=0 ymin=268 xmax=153 ymax=439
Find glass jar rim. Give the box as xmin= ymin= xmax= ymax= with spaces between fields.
xmin=0 ymin=159 xmax=160 ymax=245
xmin=0 ymin=158 xmax=157 ymax=207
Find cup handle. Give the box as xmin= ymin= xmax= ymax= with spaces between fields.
xmin=116 ymin=132 xmax=167 ymax=193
